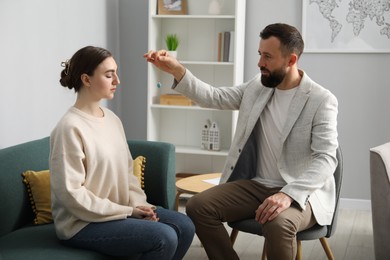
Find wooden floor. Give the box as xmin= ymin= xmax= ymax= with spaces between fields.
xmin=178 ymin=199 xmax=374 ymax=260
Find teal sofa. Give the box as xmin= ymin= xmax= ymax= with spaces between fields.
xmin=0 ymin=137 xmax=176 ymax=259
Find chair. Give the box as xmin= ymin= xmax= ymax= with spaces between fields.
xmin=370 ymin=143 xmax=390 ymax=260
xmin=228 ymin=147 xmax=343 ymax=260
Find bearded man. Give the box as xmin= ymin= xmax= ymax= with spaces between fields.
xmin=144 ymin=23 xmax=339 ymax=260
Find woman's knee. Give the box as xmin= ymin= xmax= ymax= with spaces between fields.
xmin=180 ymin=214 xmax=195 ymax=236
xmin=156 ymin=208 xmax=195 ymax=236
xmin=169 ymin=212 xmax=195 ymax=238
xmin=156 ymin=225 xmax=179 ymax=252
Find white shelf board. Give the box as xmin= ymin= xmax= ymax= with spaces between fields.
xmin=150 ymin=104 xmax=219 ymax=111
xmin=181 ymin=61 xmax=234 ymax=66
xmin=176 ymin=145 xmax=229 ymax=156
xmin=152 ymin=15 xmax=235 ymax=19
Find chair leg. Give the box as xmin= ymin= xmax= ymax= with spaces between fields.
xmin=175 ymin=191 xmax=182 ymax=211
xmin=262 ymin=239 xmax=267 ymax=260
xmin=319 ymin=237 xmax=335 ymax=260
xmin=296 ymin=240 xmax=302 ymax=260
xmin=230 ymin=229 xmax=239 ymax=245
xmin=230 ymin=229 xmax=268 ymax=259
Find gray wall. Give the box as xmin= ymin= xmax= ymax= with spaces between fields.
xmin=1 ymin=0 xmax=389 ymax=202
xmin=117 ymin=0 xmax=149 ymax=141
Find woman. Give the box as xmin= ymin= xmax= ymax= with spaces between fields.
xmin=50 ymin=46 xmax=194 ymax=259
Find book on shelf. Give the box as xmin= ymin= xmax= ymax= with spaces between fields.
xmin=223 ymin=31 xmax=230 ymax=62
xmin=228 ymin=31 xmax=234 ymax=62
xmin=217 ymin=31 xmax=234 ymax=62
xmin=217 ymin=32 xmax=223 ymax=62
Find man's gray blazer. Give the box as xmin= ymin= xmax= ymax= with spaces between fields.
xmin=174 ymin=69 xmax=339 ymax=226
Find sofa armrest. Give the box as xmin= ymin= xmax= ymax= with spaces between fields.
xmin=370 ymin=144 xmax=390 ymax=260
xmin=127 ymin=140 xmax=176 ymax=210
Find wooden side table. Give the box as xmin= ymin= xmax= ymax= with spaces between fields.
xmin=175 ymin=173 xmax=222 ymax=211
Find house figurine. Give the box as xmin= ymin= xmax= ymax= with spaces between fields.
xmin=201 ymin=120 xmax=211 ymax=150
xmin=208 ymin=121 xmax=220 ymax=151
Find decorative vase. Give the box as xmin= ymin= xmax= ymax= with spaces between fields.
xmin=167 ymin=50 xmax=177 ymax=58
xmin=208 ymin=0 xmax=222 ymax=15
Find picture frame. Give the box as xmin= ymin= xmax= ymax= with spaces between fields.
xmin=157 ymin=0 xmax=188 ymax=15
xmin=302 ymin=0 xmax=390 ymax=53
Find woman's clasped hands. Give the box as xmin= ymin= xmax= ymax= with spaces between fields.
xmin=132 ymin=206 xmax=159 ymax=222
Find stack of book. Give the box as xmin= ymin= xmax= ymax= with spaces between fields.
xmin=217 ymin=31 xmax=234 ymax=62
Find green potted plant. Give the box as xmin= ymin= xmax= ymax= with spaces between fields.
xmin=165 ymin=34 xmax=179 ymax=57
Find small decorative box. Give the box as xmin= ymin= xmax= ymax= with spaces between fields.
xmin=160 ymin=94 xmax=192 ymax=106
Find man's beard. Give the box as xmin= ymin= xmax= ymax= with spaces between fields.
xmin=260 ymin=66 xmax=286 ymax=88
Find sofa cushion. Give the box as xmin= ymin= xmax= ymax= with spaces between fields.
xmin=20 ymin=156 xmax=147 ymax=226
xmin=0 ymin=224 xmax=134 ymax=259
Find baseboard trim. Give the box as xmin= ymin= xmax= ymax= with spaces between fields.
xmin=339 ymin=198 xmax=371 ymax=211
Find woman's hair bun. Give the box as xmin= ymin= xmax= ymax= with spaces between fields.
xmin=59 ymin=69 xmax=72 ymax=89
xmin=59 ymin=59 xmax=73 ymax=90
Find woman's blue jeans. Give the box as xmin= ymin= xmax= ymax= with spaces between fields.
xmin=61 ymin=207 xmax=195 ymax=260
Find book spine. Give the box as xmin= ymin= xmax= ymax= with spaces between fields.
xmin=217 ymin=32 xmax=222 ymax=62
xmin=229 ymin=31 xmax=234 ymax=62
xmin=223 ymin=31 xmax=230 ymax=62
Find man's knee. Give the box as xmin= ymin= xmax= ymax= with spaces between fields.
xmin=262 ymin=215 xmax=297 ymax=240
xmin=186 ymin=193 xmax=206 ymax=219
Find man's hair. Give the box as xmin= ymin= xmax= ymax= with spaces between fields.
xmin=260 ymin=23 xmax=304 ymax=58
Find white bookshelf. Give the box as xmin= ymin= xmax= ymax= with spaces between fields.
xmin=147 ymin=0 xmax=246 ymax=174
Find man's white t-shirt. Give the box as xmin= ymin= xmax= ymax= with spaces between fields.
xmin=253 ymin=87 xmax=298 ymax=187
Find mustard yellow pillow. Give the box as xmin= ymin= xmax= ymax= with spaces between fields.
xmin=22 ymin=170 xmax=52 ymax=225
xmin=133 ymin=156 xmax=146 ymax=190
xmin=22 ymin=156 xmax=146 ymax=225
